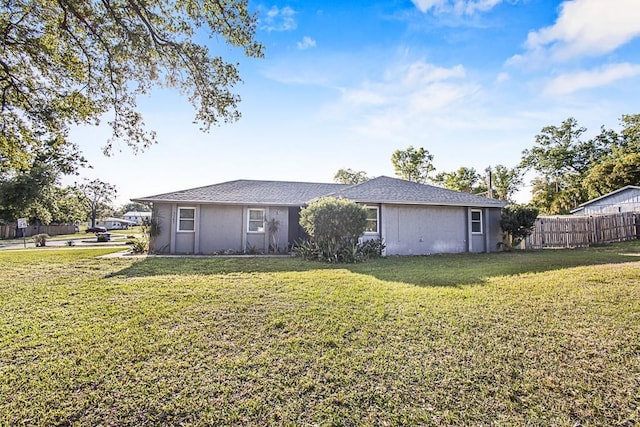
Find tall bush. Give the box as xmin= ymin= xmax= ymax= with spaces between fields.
xmin=298 ymin=197 xmax=368 ymax=262
xmin=500 ymin=205 xmax=539 ymax=248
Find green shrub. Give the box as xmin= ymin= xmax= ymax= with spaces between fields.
xmin=358 ymin=238 xmax=386 ymax=260
xmin=500 ymin=204 xmax=539 ymax=249
xmin=294 ymin=238 xmax=385 ymax=263
xmin=293 ymin=239 xmax=323 ymax=261
xmin=97 ymin=234 xmax=109 ymax=243
xmin=130 ymin=238 xmax=148 ymax=254
xmin=32 ymin=234 xmax=49 ymax=247
xmin=299 ymin=197 xmax=368 ymax=262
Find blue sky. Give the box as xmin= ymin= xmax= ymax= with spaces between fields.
xmin=67 ymin=0 xmax=640 ymax=206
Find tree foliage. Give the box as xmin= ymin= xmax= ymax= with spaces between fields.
xmin=0 ymin=162 xmax=58 ymax=223
xmin=333 ymin=168 xmax=369 ymax=185
xmin=433 ymin=167 xmax=483 ymax=194
xmin=521 ymin=117 xmax=621 ymax=214
xmin=0 ymin=0 xmax=263 ymax=172
xmin=500 ymin=205 xmax=539 ymax=248
xmin=77 ymin=179 xmax=117 ymax=227
xmin=489 ymin=165 xmax=523 ymax=202
xmin=391 ymin=146 xmax=435 ymax=183
xmin=298 ymin=197 xmax=369 ymax=263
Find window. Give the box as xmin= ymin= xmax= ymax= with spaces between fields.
xmin=364 ymin=206 xmax=379 ymax=234
xmin=471 ymin=209 xmax=482 ymax=234
xmin=177 ymin=207 xmax=195 ymax=232
xmin=248 ymin=208 xmax=265 ymax=233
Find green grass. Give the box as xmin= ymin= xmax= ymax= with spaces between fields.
xmin=1 ymin=244 xmax=640 ymax=425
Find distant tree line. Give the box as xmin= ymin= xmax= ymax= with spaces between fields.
xmin=335 ymin=113 xmax=640 ymax=214
xmin=335 ymin=146 xmax=522 ymax=202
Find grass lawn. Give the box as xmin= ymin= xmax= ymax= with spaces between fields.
xmin=1 ymin=243 xmax=639 ymax=425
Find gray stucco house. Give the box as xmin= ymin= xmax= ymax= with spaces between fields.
xmin=132 ymin=176 xmax=507 ymax=255
xmin=570 ymin=185 xmax=640 ymax=215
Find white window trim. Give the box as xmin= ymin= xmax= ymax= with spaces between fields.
xmin=247 ymin=208 xmax=266 ymax=233
xmin=364 ymin=205 xmax=379 ymax=234
xmin=177 ymin=207 xmax=196 ymax=233
xmin=471 ymin=209 xmax=483 ymax=234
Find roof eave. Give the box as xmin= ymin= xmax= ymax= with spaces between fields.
xmin=130 ymin=198 xmax=305 ymax=207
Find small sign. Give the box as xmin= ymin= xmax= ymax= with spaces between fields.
xmin=17 ymin=218 xmax=27 ymax=229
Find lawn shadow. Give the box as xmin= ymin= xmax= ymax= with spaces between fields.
xmin=106 ymin=241 xmax=640 ymax=287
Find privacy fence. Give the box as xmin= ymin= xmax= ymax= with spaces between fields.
xmin=525 ymin=212 xmax=640 ymax=249
xmin=0 ymin=224 xmax=77 ymax=239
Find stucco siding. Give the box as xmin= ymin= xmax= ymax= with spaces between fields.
xmin=383 ymin=205 xmax=467 ymax=255
xmin=245 ymin=207 xmax=289 ymax=253
xmin=199 ymin=205 xmax=243 ymax=253
xmin=175 ymin=231 xmax=195 ymax=254
xmin=150 ymin=203 xmax=172 ymax=254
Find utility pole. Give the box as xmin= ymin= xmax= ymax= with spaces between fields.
xmin=487 ymin=168 xmax=493 ymax=199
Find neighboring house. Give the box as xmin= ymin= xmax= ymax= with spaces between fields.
xmin=132 ymin=176 xmax=507 ymax=255
xmin=571 ymin=186 xmax=640 ymax=215
xmin=98 ymin=217 xmax=137 ymax=230
xmin=124 ymin=211 xmax=152 ymax=225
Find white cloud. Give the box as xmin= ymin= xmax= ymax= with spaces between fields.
xmin=341 ymin=61 xmax=468 ymax=110
xmin=325 ymin=60 xmax=481 ymax=141
xmin=495 ymin=72 xmax=510 ymax=83
xmin=411 ymin=0 xmax=504 ymax=15
xmin=544 ymin=63 xmax=640 ymax=95
xmin=260 ymin=6 xmax=297 ymax=32
xmin=515 ymin=0 xmax=640 ymax=63
xmin=297 ymin=36 xmax=317 ymax=50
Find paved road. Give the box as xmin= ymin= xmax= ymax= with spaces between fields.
xmin=0 ymin=235 xmax=132 ymax=250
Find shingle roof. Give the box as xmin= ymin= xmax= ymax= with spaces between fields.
xmin=133 ymin=180 xmax=349 ymax=206
xmin=326 ymin=176 xmax=507 ymax=208
xmin=133 ymin=176 xmax=506 ymax=208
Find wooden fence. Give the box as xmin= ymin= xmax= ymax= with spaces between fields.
xmin=525 ymin=212 xmax=640 ymax=249
xmin=0 ymin=224 xmax=78 ymax=239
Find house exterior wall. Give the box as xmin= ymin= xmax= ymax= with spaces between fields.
xmin=381 ymin=204 xmax=503 ymax=255
xmin=149 ymin=203 xmax=290 ymax=254
xmin=382 ymin=205 xmax=467 ymax=255
xmin=577 ymin=188 xmax=640 ymax=215
xmin=199 ymin=205 xmax=244 ymax=253
xmin=150 ymin=203 xmax=172 ymax=253
xmin=244 ymin=207 xmax=289 ymax=253
xmin=150 ymin=202 xmax=503 ymax=255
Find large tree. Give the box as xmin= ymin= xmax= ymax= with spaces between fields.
xmin=0 ymin=162 xmax=58 ymax=223
xmin=391 ymin=146 xmax=435 ymax=184
xmin=520 ymin=118 xmax=614 ymax=214
xmin=489 ymin=165 xmax=523 ymax=202
xmin=77 ymin=179 xmax=117 ymax=227
xmin=583 ymin=114 xmax=640 ymax=197
xmin=1 ymin=0 xmax=263 ymax=173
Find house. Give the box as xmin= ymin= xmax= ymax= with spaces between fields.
xmin=570 ymin=186 xmax=640 ymax=215
xmin=132 ymin=176 xmax=507 ymax=255
xmin=98 ymin=217 xmax=137 ymax=230
xmin=124 ymin=211 xmax=152 ymax=225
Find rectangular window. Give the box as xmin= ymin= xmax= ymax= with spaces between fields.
xmin=471 ymin=209 xmax=483 ymax=234
xmin=177 ymin=207 xmax=195 ymax=232
xmin=364 ymin=206 xmax=379 ymax=234
xmin=248 ymin=208 xmax=265 ymax=233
